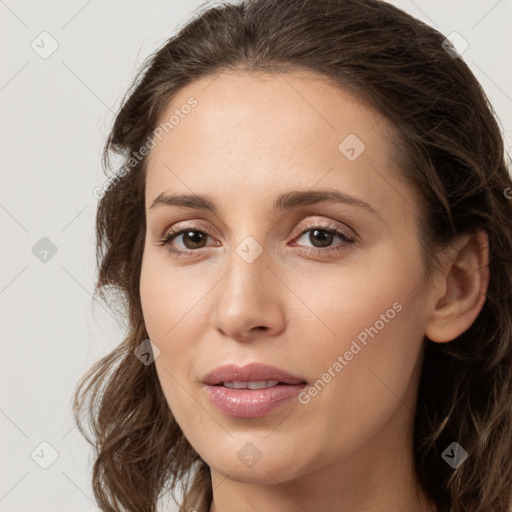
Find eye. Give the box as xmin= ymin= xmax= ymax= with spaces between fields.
xmin=156 ymin=222 xmax=356 ymax=257
xmin=158 ymin=228 xmax=217 ymax=255
xmin=291 ymin=225 xmax=356 ymax=254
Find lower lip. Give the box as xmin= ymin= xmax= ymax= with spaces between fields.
xmin=204 ymin=383 xmax=307 ymax=418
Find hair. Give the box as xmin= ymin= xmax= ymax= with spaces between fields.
xmin=72 ymin=0 xmax=512 ymax=511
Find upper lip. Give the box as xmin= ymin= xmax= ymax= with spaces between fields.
xmin=202 ymin=362 xmax=307 ymax=386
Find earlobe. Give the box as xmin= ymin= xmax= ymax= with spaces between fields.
xmin=425 ymin=229 xmax=490 ymax=343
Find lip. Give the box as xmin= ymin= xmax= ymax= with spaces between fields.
xmin=202 ymin=362 xmax=307 ymax=418
xmin=202 ymin=362 xmax=307 ymax=386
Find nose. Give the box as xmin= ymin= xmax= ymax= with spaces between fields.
xmin=212 ymin=244 xmax=286 ymax=342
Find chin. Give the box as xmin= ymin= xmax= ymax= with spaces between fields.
xmin=209 ymin=459 xmax=302 ymax=485
xmin=202 ymin=441 xmax=310 ymax=484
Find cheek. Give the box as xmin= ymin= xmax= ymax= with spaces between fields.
xmin=139 ymin=250 xmax=212 ymax=342
xmin=140 ymin=250 xmax=177 ymax=331
xmin=139 ymin=261 xmax=204 ymax=436
xmin=291 ymin=238 xmax=424 ymax=357
xmin=296 ymin=254 xmax=426 ymax=442
xmin=139 ymin=251 xmax=214 ymax=402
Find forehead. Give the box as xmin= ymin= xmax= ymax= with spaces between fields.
xmin=144 ymin=69 xmax=417 ymax=221
xmin=150 ymin=68 xmax=386 ymax=153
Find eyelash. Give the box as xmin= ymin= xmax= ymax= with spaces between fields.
xmin=157 ymin=223 xmax=356 ymax=258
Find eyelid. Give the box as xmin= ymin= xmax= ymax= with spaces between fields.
xmin=157 ymin=216 xmax=357 ymax=258
xmin=161 ymin=219 xmax=214 ymax=238
xmin=293 ymin=217 xmax=356 ymax=240
xmin=161 ymin=217 xmax=355 ymax=241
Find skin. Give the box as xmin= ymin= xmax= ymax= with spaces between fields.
xmin=139 ymin=69 xmax=489 ymax=512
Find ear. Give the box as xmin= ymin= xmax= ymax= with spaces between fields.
xmin=425 ymin=229 xmax=490 ymax=343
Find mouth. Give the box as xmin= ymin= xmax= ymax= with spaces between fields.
xmin=202 ymin=362 xmax=307 ymax=386
xmin=204 ymin=382 xmax=307 ymax=418
xmin=202 ymin=363 xmax=308 ymax=418
xmin=216 ymin=380 xmax=295 ymax=389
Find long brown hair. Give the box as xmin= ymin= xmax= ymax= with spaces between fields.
xmin=72 ymin=1 xmax=512 ymax=510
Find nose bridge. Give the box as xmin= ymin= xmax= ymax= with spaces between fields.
xmin=212 ymin=230 xmax=284 ymax=339
xmin=221 ymin=234 xmax=269 ymax=309
xmin=224 ymin=214 xmax=270 ymax=284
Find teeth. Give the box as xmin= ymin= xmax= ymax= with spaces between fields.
xmin=248 ymin=380 xmax=279 ymax=389
xmin=222 ymin=380 xmax=280 ymax=389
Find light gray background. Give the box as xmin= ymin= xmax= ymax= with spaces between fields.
xmin=1 ymin=1 xmax=511 ymax=511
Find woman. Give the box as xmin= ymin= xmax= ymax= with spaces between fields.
xmin=73 ymin=0 xmax=512 ymax=511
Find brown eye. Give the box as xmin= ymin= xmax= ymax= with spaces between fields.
xmin=294 ymin=227 xmax=355 ymax=252
xmin=158 ymin=228 xmax=215 ymax=254
xmin=178 ymin=230 xmax=209 ymax=249
xmin=307 ymin=229 xmax=335 ymax=248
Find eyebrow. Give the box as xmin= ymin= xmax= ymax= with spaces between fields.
xmin=148 ymin=189 xmax=379 ymax=217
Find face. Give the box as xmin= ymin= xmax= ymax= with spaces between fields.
xmin=140 ymin=70 xmax=434 ymax=485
